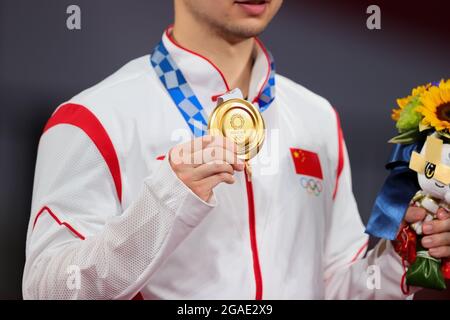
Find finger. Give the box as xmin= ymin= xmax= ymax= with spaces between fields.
xmin=190 ymin=135 xmax=216 ymax=164
xmin=196 ymin=135 xmax=215 ymax=149
xmin=179 ymin=135 xmax=215 ymax=153
xmin=437 ymin=208 xmax=450 ymax=220
xmin=170 ymin=136 xmax=240 ymax=167
xmin=181 ymin=135 xmax=215 ymax=156
xmin=201 ymin=172 xmax=235 ymax=190
xmin=193 ymin=136 xmax=240 ymax=166
xmin=169 ymin=136 xmax=211 ymax=167
xmin=192 ymin=162 xmax=234 ymax=180
xmin=429 ymin=246 xmax=450 ymax=259
xmin=171 ymin=136 xmax=219 ymax=167
xmin=193 ymin=146 xmax=244 ymax=170
xmin=404 ymin=206 xmax=427 ymax=224
xmin=206 ymin=135 xmax=238 ymax=154
xmin=423 ymin=218 xmax=450 ymax=235
xmin=421 ymin=232 xmax=450 ymax=249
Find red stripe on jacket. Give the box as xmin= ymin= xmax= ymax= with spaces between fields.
xmin=332 ymin=110 xmax=345 ymax=200
xmin=43 ymin=103 xmax=122 ymax=203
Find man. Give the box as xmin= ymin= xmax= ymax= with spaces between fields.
xmin=23 ymin=0 xmax=450 ymax=299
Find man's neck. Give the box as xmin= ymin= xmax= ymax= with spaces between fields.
xmin=172 ymin=22 xmax=255 ymax=98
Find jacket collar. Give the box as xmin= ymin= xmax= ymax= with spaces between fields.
xmin=161 ymin=26 xmax=275 ymax=114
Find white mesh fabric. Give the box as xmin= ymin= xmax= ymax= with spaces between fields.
xmin=23 ymin=124 xmax=209 ymax=299
xmin=29 ymin=125 xmax=121 ymax=236
xmin=27 ymin=183 xmax=178 ymax=299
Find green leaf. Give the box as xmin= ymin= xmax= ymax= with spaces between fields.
xmin=407 ymin=256 xmax=446 ymax=290
xmin=388 ymin=129 xmax=420 ymax=144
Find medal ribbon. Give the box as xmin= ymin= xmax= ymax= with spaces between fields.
xmin=150 ymin=40 xmax=275 ymax=137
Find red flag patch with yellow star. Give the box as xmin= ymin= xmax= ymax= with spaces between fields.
xmin=290 ymin=148 xmax=323 ymax=180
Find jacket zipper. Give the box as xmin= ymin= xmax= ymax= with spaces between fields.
xmin=244 ymin=170 xmax=263 ymax=300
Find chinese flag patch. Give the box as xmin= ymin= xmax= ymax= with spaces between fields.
xmin=290 ymin=148 xmax=323 ymax=180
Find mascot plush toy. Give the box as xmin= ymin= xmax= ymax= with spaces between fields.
xmin=367 ymin=79 xmax=450 ymax=292
xmin=405 ymin=134 xmax=450 ymax=290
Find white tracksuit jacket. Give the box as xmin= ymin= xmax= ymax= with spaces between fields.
xmin=22 ymin=28 xmax=412 ymax=300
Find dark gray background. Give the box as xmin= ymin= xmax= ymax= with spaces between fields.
xmin=0 ymin=0 xmax=449 ymax=299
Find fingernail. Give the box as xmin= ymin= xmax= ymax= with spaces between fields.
xmin=416 ymin=209 xmax=426 ymax=219
xmin=429 ymin=248 xmax=439 ymax=256
xmin=438 ymin=211 xmax=449 ymax=219
xmin=422 ymin=237 xmax=433 ymax=246
xmin=422 ymin=223 xmax=432 ymax=234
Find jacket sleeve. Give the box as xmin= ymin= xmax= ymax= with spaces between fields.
xmin=323 ymin=121 xmax=417 ymax=299
xmin=23 ymin=115 xmax=215 ymax=300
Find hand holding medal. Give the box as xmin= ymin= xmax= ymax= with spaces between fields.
xmin=208 ymin=89 xmax=265 ymax=181
xmin=169 ymin=89 xmax=264 ymax=203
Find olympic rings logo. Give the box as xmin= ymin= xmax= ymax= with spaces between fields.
xmin=300 ymin=177 xmax=323 ymax=196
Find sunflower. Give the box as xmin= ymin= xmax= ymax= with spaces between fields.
xmin=417 ymin=79 xmax=450 ymax=132
xmin=391 ymin=108 xmax=401 ymax=122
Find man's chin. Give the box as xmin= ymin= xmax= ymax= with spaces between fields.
xmin=222 ymin=21 xmax=268 ymax=40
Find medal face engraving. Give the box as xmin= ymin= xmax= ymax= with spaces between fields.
xmin=230 ymin=113 xmax=245 ymax=130
xmin=223 ymin=108 xmax=255 ymax=145
xmin=208 ymin=98 xmax=265 ymax=160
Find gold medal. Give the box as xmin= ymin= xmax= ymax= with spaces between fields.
xmin=208 ymin=98 xmax=265 ymax=161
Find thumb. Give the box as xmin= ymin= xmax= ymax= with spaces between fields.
xmin=404 ymin=206 xmax=427 ymax=224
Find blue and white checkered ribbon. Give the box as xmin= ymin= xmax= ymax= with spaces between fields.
xmin=151 ymin=41 xmax=209 ymax=137
xmin=257 ymin=54 xmax=276 ymax=112
xmin=150 ymin=40 xmax=275 ymax=136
